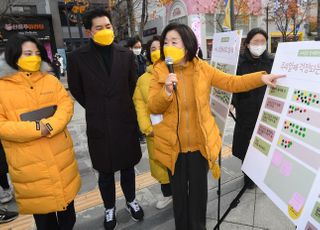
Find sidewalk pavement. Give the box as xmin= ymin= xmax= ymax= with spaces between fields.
xmin=1 ymin=83 xmax=296 ymax=229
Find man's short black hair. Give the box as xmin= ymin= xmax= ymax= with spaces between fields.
xmin=82 ymin=8 xmax=112 ymax=30
xmin=160 ymin=23 xmax=198 ymax=62
xmin=5 ymin=34 xmax=50 ymax=70
xmin=126 ymin=35 xmax=142 ymax=48
xmin=145 ymin=35 xmax=161 ymax=63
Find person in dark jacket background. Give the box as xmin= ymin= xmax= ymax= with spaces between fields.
xmin=67 ymin=9 xmax=143 ymax=230
xmin=51 ymin=54 xmax=61 ymax=79
xmin=0 ymin=143 xmax=19 ymax=224
xmin=126 ymin=35 xmax=146 ymax=78
xmin=0 ymin=143 xmax=12 ymax=204
xmin=232 ymin=28 xmax=274 ymax=189
xmin=126 ymin=35 xmax=147 ymax=144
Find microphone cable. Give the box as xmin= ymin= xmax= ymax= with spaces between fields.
xmin=173 ymin=88 xmax=182 ymax=153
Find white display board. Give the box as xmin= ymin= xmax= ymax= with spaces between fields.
xmin=210 ymin=30 xmax=242 ymax=136
xmin=242 ymin=41 xmax=320 ymax=229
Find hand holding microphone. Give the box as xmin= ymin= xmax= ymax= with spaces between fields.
xmin=165 ymin=73 xmax=178 ymax=95
xmin=165 ymin=57 xmax=177 ymax=94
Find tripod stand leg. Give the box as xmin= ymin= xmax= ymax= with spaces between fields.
xmin=217 ymin=177 xmax=221 ymax=230
xmin=213 ymin=183 xmax=248 ymax=230
xmin=216 ymin=150 xmax=222 ymax=230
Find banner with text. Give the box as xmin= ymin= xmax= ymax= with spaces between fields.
xmin=210 ymin=30 xmax=242 ymax=137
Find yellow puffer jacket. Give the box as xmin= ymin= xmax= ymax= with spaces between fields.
xmin=148 ymin=58 xmax=265 ymax=179
xmin=0 ymin=57 xmax=81 ymax=214
xmin=133 ymin=66 xmax=169 ymax=184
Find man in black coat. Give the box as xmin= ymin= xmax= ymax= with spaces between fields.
xmin=67 ymin=9 xmax=143 ymax=230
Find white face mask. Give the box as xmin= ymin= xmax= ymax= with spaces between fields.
xmin=132 ymin=48 xmax=142 ymax=55
xmin=249 ymin=44 xmax=266 ymax=57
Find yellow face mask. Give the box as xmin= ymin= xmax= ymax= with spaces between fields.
xmin=163 ymin=46 xmax=185 ymax=64
xmin=92 ymin=29 xmax=114 ymax=46
xmin=17 ymin=56 xmax=41 ymax=72
xmin=151 ymin=50 xmax=161 ymax=64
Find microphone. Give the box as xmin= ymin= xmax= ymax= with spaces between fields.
xmin=165 ymin=57 xmax=176 ymax=91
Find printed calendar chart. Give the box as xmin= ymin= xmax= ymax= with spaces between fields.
xmin=242 ymin=42 xmax=320 ymax=229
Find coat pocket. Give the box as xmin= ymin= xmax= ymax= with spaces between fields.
xmin=86 ymin=113 xmax=105 ymax=138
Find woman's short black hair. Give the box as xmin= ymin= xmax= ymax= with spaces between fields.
xmin=145 ymin=35 xmax=161 ymax=63
xmin=126 ymin=35 xmax=142 ymax=48
xmin=82 ymin=8 xmax=112 ymax=30
xmin=5 ymin=34 xmax=50 ymax=70
xmin=160 ymin=23 xmax=198 ymax=62
xmin=244 ymin=28 xmax=268 ymax=45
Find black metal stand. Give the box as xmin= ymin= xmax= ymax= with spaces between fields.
xmin=214 ymin=109 xmax=239 ymax=230
xmin=213 ymin=183 xmax=248 ymax=230
xmin=216 ymin=150 xmax=222 ymax=230
xmin=228 ymin=110 xmax=237 ymax=123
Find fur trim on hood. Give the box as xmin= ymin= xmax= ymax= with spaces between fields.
xmin=0 ymin=53 xmax=52 ymax=79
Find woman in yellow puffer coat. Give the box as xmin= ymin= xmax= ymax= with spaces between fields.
xmin=133 ymin=36 xmax=172 ymax=209
xmin=0 ymin=35 xmax=81 ymax=230
xmin=148 ymin=23 xmax=285 ymax=230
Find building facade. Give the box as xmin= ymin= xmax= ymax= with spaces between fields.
xmin=135 ymin=0 xmax=264 ymax=59
xmin=1 ymin=0 xmax=108 ymax=54
xmin=0 ymin=0 xmax=57 ymax=59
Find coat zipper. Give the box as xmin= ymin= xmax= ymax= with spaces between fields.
xmin=23 ymin=73 xmax=39 ymax=106
xmin=180 ymin=66 xmax=191 ymax=149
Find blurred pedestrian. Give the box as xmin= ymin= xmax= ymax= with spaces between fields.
xmin=51 ymin=54 xmax=61 ymax=79
xmin=0 ymin=143 xmax=19 ymax=224
xmin=126 ymin=35 xmax=147 ymax=78
xmin=0 ymin=143 xmax=12 ymax=204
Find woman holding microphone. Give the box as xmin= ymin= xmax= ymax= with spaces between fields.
xmin=148 ymin=23 xmax=284 ymax=230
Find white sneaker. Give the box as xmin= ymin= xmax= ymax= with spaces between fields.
xmin=156 ymin=196 xmax=172 ymax=209
xmin=0 ymin=189 xmax=13 ymax=204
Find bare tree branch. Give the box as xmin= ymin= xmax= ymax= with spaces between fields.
xmin=267 ymin=0 xmax=313 ymax=42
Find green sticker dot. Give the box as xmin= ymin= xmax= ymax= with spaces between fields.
xmin=302 ymin=134 xmax=306 ymax=138
xmin=295 ymin=130 xmax=298 ymax=134
xmin=298 ymin=132 xmax=301 ymax=136
xmin=290 ymin=129 xmax=293 ymax=133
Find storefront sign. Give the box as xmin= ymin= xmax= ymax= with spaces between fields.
xmin=143 ymin=27 xmax=157 ymax=37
